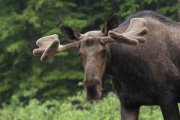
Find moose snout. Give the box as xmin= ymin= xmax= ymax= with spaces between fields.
xmin=83 ymin=79 xmax=102 ymax=87
xmin=84 ymin=83 xmax=102 ymax=101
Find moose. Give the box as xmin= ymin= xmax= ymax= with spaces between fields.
xmin=33 ymin=11 xmax=180 ymax=120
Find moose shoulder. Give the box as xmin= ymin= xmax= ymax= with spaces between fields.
xmin=33 ymin=11 xmax=180 ymax=120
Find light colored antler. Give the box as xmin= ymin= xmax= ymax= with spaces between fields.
xmin=33 ymin=34 xmax=79 ymax=62
xmin=99 ymin=18 xmax=148 ymax=46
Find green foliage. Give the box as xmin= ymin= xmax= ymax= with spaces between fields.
xmin=0 ymin=0 xmax=87 ymax=102
xmin=0 ymin=1 xmax=179 ymax=119
xmin=0 ymin=92 xmax=165 ymax=120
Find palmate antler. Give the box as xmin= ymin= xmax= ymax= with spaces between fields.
xmin=99 ymin=18 xmax=148 ymax=45
xmin=33 ymin=18 xmax=148 ymax=61
xmin=33 ymin=34 xmax=79 ymax=62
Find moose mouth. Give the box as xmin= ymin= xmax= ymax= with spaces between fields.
xmin=85 ymin=85 xmax=102 ymax=101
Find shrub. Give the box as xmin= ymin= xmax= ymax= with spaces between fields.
xmin=0 ymin=92 xmax=164 ymax=120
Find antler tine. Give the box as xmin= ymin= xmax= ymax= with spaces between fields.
xmin=108 ymin=18 xmax=148 ymax=45
xmin=98 ymin=36 xmax=115 ymax=45
xmin=99 ymin=18 xmax=148 ymax=46
xmin=57 ymin=41 xmax=79 ymax=52
xmin=98 ymin=33 xmax=139 ymax=46
xmin=33 ymin=34 xmax=59 ymax=57
xmin=33 ymin=34 xmax=79 ymax=62
xmin=124 ymin=18 xmax=147 ymax=42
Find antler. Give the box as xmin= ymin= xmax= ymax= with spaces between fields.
xmin=99 ymin=18 xmax=148 ymax=46
xmin=33 ymin=34 xmax=79 ymax=62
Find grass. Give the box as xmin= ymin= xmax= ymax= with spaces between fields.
xmin=0 ymin=92 xmax=164 ymax=120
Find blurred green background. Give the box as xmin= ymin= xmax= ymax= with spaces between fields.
xmin=0 ymin=0 xmax=179 ymax=119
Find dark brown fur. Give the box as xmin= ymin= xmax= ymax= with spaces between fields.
xmin=106 ymin=11 xmax=180 ymax=120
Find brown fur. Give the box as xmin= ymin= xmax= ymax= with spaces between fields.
xmin=106 ymin=11 xmax=180 ymax=120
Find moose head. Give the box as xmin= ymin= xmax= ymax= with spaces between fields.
xmin=33 ymin=15 xmax=147 ymax=101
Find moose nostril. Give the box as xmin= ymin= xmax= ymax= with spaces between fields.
xmin=84 ymin=79 xmax=102 ymax=87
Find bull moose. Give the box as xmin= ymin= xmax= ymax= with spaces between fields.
xmin=33 ymin=11 xmax=180 ymax=120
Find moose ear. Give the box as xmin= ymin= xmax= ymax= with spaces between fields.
xmin=102 ymin=15 xmax=119 ymax=36
xmin=60 ymin=24 xmax=81 ymax=41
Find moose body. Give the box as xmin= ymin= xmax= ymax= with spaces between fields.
xmin=33 ymin=11 xmax=180 ymax=120
xmin=106 ymin=12 xmax=180 ymax=120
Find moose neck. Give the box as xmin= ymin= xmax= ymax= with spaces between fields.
xmin=105 ymin=43 xmax=124 ymax=79
xmin=105 ymin=43 xmax=116 ymax=75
